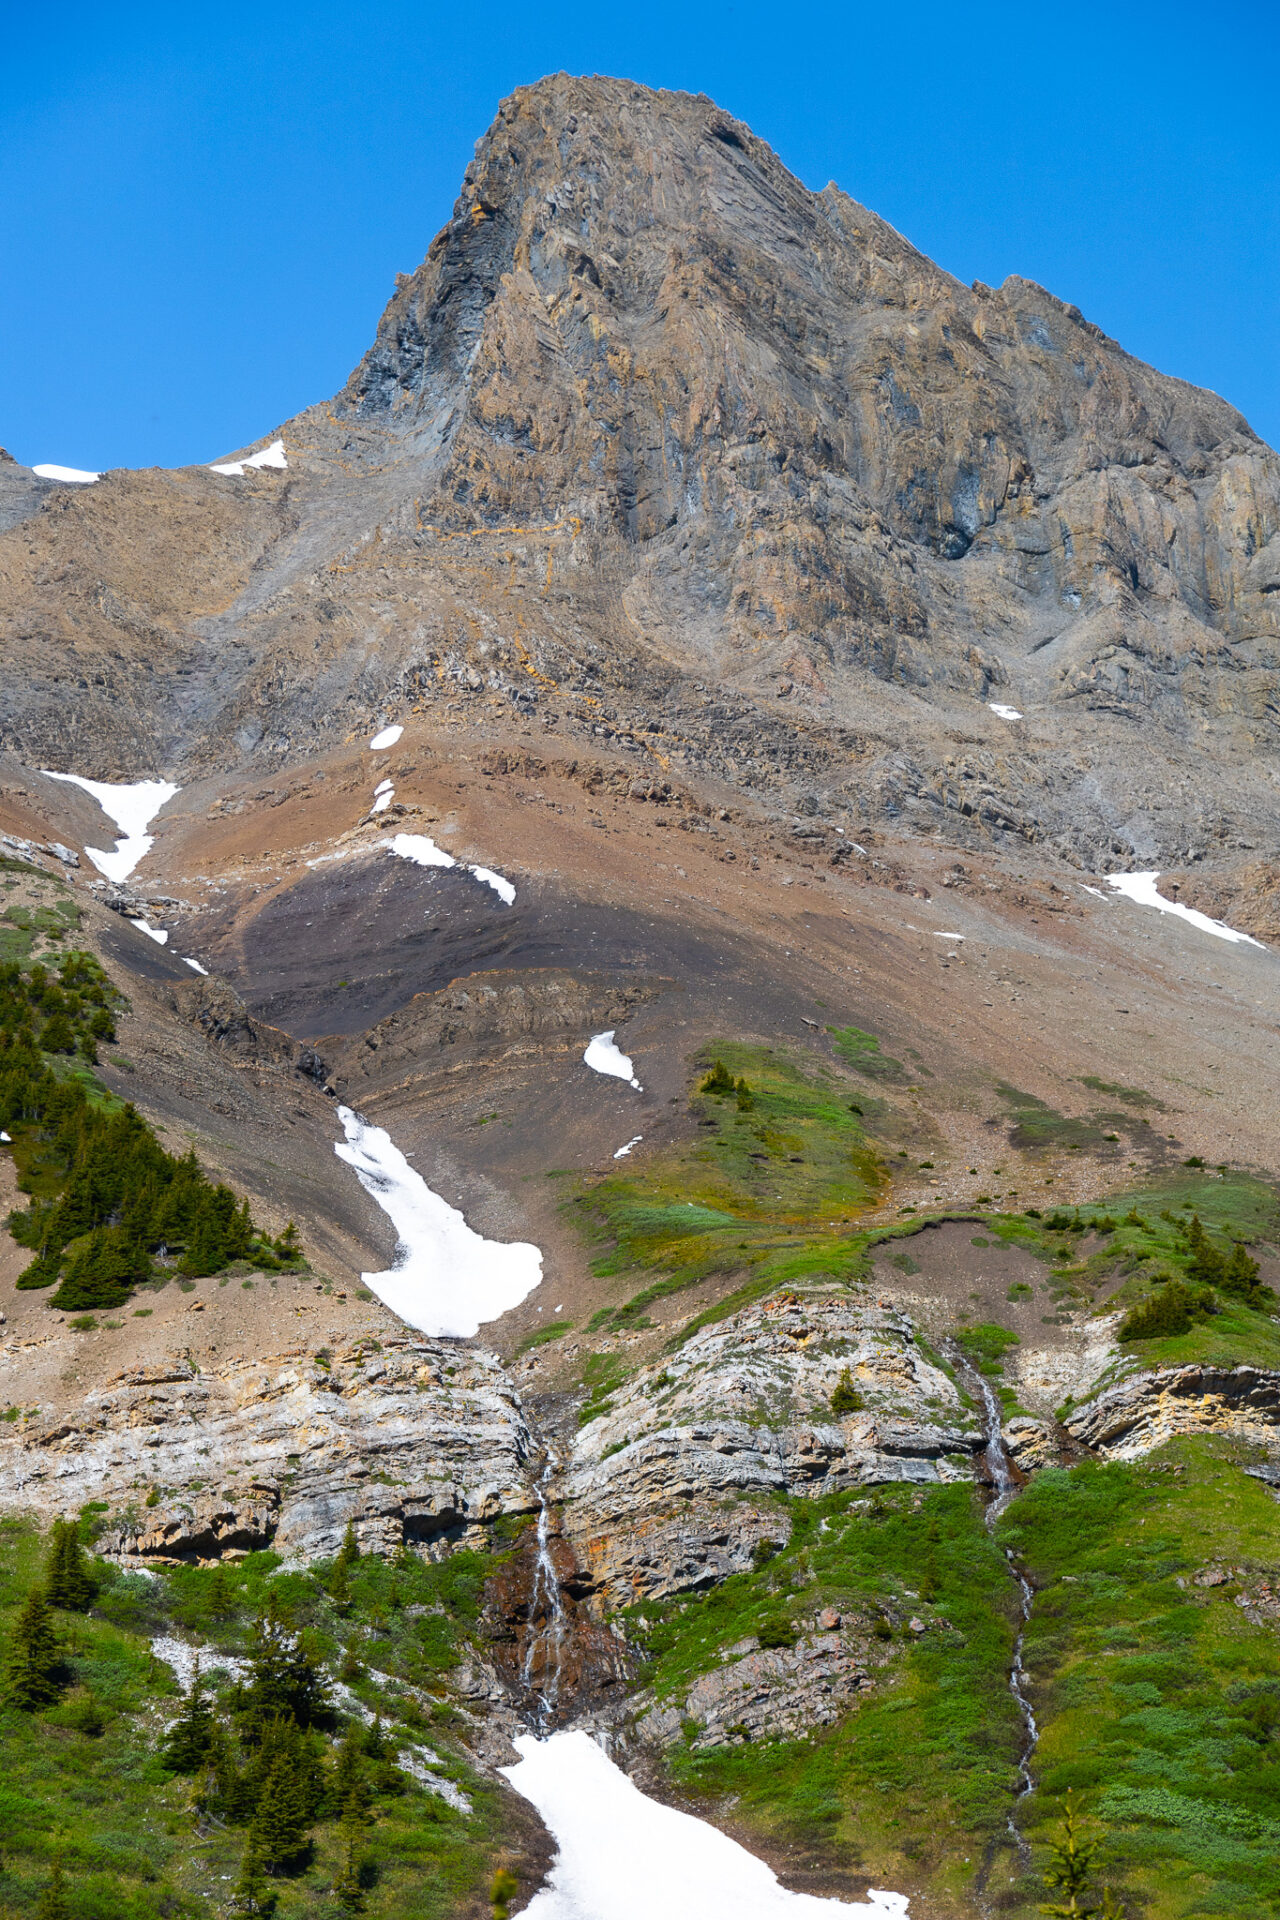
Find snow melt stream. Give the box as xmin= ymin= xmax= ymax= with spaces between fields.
xmin=1105 ymin=871 xmax=1266 ymax=948
xmin=502 ymin=1731 xmax=907 ymax=1920
xmin=334 ymin=1106 xmax=541 ymax=1336
xmin=40 ymin=773 xmax=179 ymax=882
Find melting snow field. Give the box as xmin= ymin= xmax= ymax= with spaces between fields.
xmin=334 ymin=1106 xmax=541 ymax=1337
xmin=988 ymin=702 xmax=1023 ymax=721
xmin=40 ymin=773 xmax=178 ymax=882
xmin=183 ymin=957 xmax=209 ymax=975
xmin=584 ymin=1030 xmax=641 ymax=1090
xmin=385 ymin=833 xmax=516 ymax=905
xmin=33 ymin=463 xmax=99 ymax=483
xmin=613 ymin=1135 xmax=643 ymax=1159
xmin=1106 ymin=872 xmax=1266 ymax=948
xmin=370 ymin=724 xmax=404 ymax=750
xmin=503 ymin=1732 xmax=908 ymax=1920
xmin=134 ymin=918 xmax=168 ymax=946
xmin=209 ymin=438 xmax=287 ymax=477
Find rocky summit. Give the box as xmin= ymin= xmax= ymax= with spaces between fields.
xmin=0 ymin=72 xmax=1278 ymax=1920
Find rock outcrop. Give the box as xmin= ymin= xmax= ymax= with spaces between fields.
xmin=2 ymin=78 xmax=1277 ymax=867
xmin=0 ymin=1339 xmax=537 ymax=1561
xmin=1064 ymin=1363 xmax=1280 ymax=1459
xmin=636 ymin=1622 xmax=883 ymax=1751
xmin=562 ymin=1289 xmax=980 ymax=1605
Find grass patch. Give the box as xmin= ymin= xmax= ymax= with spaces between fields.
xmin=0 ymin=1517 xmax=521 ymax=1917
xmin=567 ymin=1042 xmax=886 ymax=1339
xmin=631 ymin=1483 xmax=1025 ymax=1904
xmin=825 ymin=1025 xmax=909 ymax=1084
xmin=997 ymin=1437 xmax=1280 ymax=1917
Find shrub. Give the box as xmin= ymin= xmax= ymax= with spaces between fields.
xmin=1119 ymin=1279 xmax=1216 ymax=1341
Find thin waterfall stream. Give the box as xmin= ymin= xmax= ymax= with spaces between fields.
xmin=522 ymin=1465 xmax=568 ymax=1730
xmin=947 ymin=1345 xmax=1039 ymax=1872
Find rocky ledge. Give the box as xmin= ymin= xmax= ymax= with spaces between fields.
xmin=0 ymin=1337 xmax=536 ymax=1561
xmin=1065 ymin=1363 xmax=1280 ymax=1459
xmin=561 ymin=1289 xmax=981 ymax=1606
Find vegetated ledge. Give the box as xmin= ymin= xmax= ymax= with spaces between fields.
xmin=1063 ymin=1362 xmax=1280 ymax=1459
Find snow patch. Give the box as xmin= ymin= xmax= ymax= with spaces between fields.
xmin=32 ymin=463 xmax=99 ymax=483
xmin=384 ymin=834 xmax=516 ymax=904
xmin=930 ymin=931 xmax=964 ymax=940
xmin=372 ymin=788 xmax=395 ymax=813
xmin=209 ymin=437 xmax=287 ymax=477
xmin=0 ymin=1131 xmax=10 ymax=1143
xmin=1105 ymin=872 xmax=1266 ymax=948
xmin=135 ymin=918 xmax=168 ymax=946
xmin=988 ymin=702 xmax=1023 ymax=721
xmin=39 ymin=772 xmax=178 ymax=883
xmin=183 ymin=957 xmax=209 ymax=975
xmin=374 ymin=780 xmax=394 ymax=797
xmin=370 ymin=724 xmax=404 ymax=751
xmin=469 ymin=865 xmax=516 ymax=906
xmin=614 ymin=1136 xmax=643 ymax=1159
xmin=502 ymin=1730 xmax=908 ymax=1920
xmin=584 ymin=1030 xmax=641 ymax=1090
xmin=334 ymin=1106 xmax=541 ymax=1337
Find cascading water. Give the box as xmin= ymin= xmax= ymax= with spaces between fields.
xmin=522 ymin=1468 xmax=568 ymax=1731
xmin=947 ymin=1347 xmax=1039 ymax=1869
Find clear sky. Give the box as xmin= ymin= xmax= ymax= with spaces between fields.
xmin=3 ymin=0 xmax=1276 ymax=472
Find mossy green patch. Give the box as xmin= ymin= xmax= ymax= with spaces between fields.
xmin=825 ymin=1025 xmax=910 ymax=1084
xmin=630 ymin=1483 xmax=1024 ymax=1906
xmin=997 ymin=1438 xmax=1280 ymax=1918
xmin=568 ymin=1042 xmax=886 ymax=1341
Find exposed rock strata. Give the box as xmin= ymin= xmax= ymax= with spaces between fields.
xmin=562 ymin=1290 xmax=980 ymax=1604
xmin=1065 ymin=1363 xmax=1280 ymax=1458
xmin=0 ymin=1341 xmax=536 ymax=1561
xmin=637 ymin=1625 xmax=882 ymax=1751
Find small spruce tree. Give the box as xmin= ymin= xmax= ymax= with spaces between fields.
xmin=830 ymin=1367 xmax=863 ymax=1415
xmin=162 ymin=1666 xmax=217 ymax=1772
xmin=231 ymin=1832 xmax=278 ymax=1917
xmin=4 ymin=1588 xmax=62 ymax=1708
xmin=1039 ymin=1792 xmax=1124 ymax=1918
xmin=45 ymin=1518 xmax=93 ymax=1611
xmin=35 ymin=1859 xmax=71 ymax=1920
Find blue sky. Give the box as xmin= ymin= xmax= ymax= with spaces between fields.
xmin=3 ymin=1 xmax=1276 ymax=471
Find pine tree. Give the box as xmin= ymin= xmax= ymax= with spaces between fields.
xmin=231 ymin=1832 xmax=278 ymax=1916
xmin=45 ymin=1518 xmax=93 ymax=1611
xmin=332 ymin=1792 xmax=370 ymax=1913
xmin=1039 ymin=1793 xmax=1125 ymax=1918
xmin=325 ymin=1726 xmax=371 ymax=1820
xmin=35 ymin=1860 xmax=70 ymax=1920
xmin=4 ymin=1588 xmax=62 ymax=1708
xmin=162 ymin=1667 xmax=217 ymax=1772
xmin=252 ymin=1744 xmax=313 ymax=1872
xmin=235 ymin=1594 xmax=329 ymax=1733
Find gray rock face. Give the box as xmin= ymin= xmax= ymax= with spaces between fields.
xmin=1065 ymin=1363 xmax=1280 ymax=1458
xmin=0 ymin=1341 xmax=537 ymax=1561
xmin=637 ymin=1626 xmax=880 ymax=1751
xmin=1 ymin=79 xmax=1277 ymax=865
xmin=562 ymin=1290 xmax=979 ymax=1604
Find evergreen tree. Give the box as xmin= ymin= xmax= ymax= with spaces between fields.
xmin=162 ymin=1667 xmax=217 ymax=1772
xmin=333 ymin=1794 xmax=370 ymax=1913
xmin=45 ymin=1518 xmax=93 ymax=1611
xmin=325 ymin=1726 xmax=371 ymax=1821
xmin=231 ymin=1832 xmax=278 ymax=1917
xmin=1039 ymin=1793 xmax=1125 ymax=1918
xmin=4 ymin=1588 xmax=62 ymax=1708
xmin=251 ymin=1741 xmax=313 ymax=1872
xmin=235 ymin=1595 xmax=330 ymax=1733
xmin=35 ymin=1860 xmax=70 ymax=1920
xmin=1222 ymin=1240 xmax=1266 ymax=1304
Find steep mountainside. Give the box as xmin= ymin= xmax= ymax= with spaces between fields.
xmin=0 ymin=73 xmax=1278 ymax=1920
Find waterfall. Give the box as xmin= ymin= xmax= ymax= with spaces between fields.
xmin=522 ymin=1468 xmax=568 ymax=1731
xmin=947 ymin=1346 xmax=1039 ymax=1868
